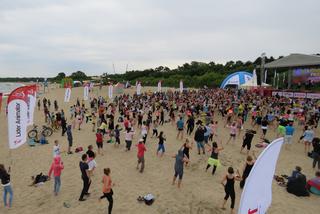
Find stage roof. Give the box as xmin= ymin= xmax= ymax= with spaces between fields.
xmin=264 ymin=54 xmax=320 ymax=69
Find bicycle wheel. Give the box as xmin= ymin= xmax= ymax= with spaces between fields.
xmin=42 ymin=127 xmax=53 ymax=137
xmin=28 ymin=130 xmax=38 ymax=139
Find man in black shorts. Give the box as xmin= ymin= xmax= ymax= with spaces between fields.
xmin=240 ymin=130 xmax=256 ymax=155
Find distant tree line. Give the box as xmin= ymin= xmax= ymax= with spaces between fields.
xmin=102 ymin=56 xmax=279 ymax=88
xmin=0 ymin=71 xmax=90 ymax=83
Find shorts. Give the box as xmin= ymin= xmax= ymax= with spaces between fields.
xmin=207 ymin=158 xmax=221 ymax=167
xmin=178 ymin=128 xmax=183 ymax=131
xmin=157 ymin=144 xmax=165 ymax=152
xmin=230 ymin=134 xmax=236 ymax=137
xmin=204 ymin=135 xmax=209 ymax=144
xmin=284 ymin=135 xmax=293 ymax=144
xmin=96 ymin=142 xmax=103 ymax=148
xmin=174 ymin=170 xmax=183 ymax=179
xmin=196 ymin=141 xmax=204 ymax=149
xmin=138 ymin=156 xmax=145 ymax=164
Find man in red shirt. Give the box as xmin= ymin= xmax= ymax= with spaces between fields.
xmin=136 ymin=139 xmax=146 ymax=173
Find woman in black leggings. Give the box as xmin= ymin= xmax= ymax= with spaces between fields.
xmin=99 ymin=168 xmax=114 ymax=214
xmin=221 ymin=167 xmax=241 ymax=214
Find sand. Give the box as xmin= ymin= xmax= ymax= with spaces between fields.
xmin=0 ymin=85 xmax=319 ymax=214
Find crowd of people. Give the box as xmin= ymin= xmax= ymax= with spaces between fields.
xmin=2 ymin=87 xmax=320 ymax=213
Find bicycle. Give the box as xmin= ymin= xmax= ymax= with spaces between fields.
xmin=28 ymin=125 xmax=53 ymax=139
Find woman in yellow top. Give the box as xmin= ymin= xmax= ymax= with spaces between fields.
xmin=99 ymin=168 xmax=114 ymax=214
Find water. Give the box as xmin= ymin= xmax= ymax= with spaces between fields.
xmin=0 ymin=82 xmax=25 ymax=95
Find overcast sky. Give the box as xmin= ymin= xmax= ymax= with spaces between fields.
xmin=0 ymin=0 xmax=319 ymax=77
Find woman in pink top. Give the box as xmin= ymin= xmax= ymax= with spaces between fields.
xmin=48 ymin=156 xmax=64 ymax=196
xmin=226 ymin=122 xmax=237 ymax=144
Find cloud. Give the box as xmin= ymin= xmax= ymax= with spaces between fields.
xmin=0 ymin=0 xmax=319 ymax=77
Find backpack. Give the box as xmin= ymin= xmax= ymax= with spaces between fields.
xmin=143 ymin=194 xmax=155 ymax=205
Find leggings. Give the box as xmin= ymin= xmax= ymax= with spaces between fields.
xmin=187 ymin=125 xmax=194 ymax=135
xmin=224 ymin=189 xmax=235 ymax=209
xmin=206 ymin=164 xmax=217 ymax=175
xmin=100 ymin=190 xmax=113 ymax=214
xmin=313 ymin=152 xmax=320 ymax=169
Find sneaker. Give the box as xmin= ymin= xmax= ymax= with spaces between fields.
xmin=79 ymin=198 xmax=86 ymax=202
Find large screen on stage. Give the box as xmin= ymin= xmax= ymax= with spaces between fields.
xmin=293 ymin=68 xmax=320 ymax=84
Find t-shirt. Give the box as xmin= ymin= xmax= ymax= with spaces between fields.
xmin=125 ymin=131 xmax=134 ymax=141
xmin=177 ymin=120 xmax=184 ymax=129
xmin=244 ymin=132 xmax=254 ymax=143
xmin=285 ymin=126 xmax=295 ymax=136
xmin=137 ymin=143 xmax=146 ymax=158
xmin=53 ymin=145 xmax=60 ymax=157
xmin=79 ymin=161 xmax=89 ymax=179
xmin=96 ymin=133 xmax=103 ymax=143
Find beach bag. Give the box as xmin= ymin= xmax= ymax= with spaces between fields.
xmin=75 ymin=147 xmax=83 ymax=153
xmin=144 ymin=194 xmax=155 ymax=205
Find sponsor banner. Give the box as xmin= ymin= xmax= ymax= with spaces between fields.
xmin=64 ymin=87 xmax=71 ymax=102
xmin=282 ymin=91 xmax=294 ymax=98
xmin=238 ymin=138 xmax=284 ymax=214
xmin=157 ymin=81 xmax=162 ymax=92
xmin=272 ymin=91 xmax=283 ymax=96
xmin=26 ymin=85 xmax=37 ymax=126
xmin=108 ymin=84 xmax=113 ymax=99
xmin=7 ymin=86 xmax=29 ymax=149
xmin=306 ymin=93 xmax=320 ymax=99
xmin=84 ymin=85 xmax=89 ymax=101
xmin=179 ymin=80 xmax=183 ymax=93
xmin=294 ymin=92 xmax=307 ymax=99
xmin=137 ymin=82 xmax=142 ymax=95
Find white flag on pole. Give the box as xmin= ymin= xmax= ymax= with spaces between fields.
xmin=7 ymin=86 xmax=29 ymax=149
xmin=64 ymin=87 xmax=71 ymax=102
xmin=26 ymin=85 xmax=37 ymax=126
xmin=238 ymin=137 xmax=284 ymax=214
xmin=84 ymin=85 xmax=89 ymax=101
xmin=108 ymin=84 xmax=113 ymax=99
xmin=137 ymin=82 xmax=142 ymax=95
xmin=157 ymin=81 xmax=162 ymax=92
xmin=179 ymin=80 xmax=183 ymax=93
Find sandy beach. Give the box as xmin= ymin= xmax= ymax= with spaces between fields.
xmin=0 ymin=86 xmax=319 ymax=214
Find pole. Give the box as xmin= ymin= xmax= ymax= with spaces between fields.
xmin=260 ymin=53 xmax=266 ymax=86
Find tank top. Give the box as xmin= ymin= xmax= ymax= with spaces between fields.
xmin=243 ymin=163 xmax=254 ymax=177
xmin=225 ymin=175 xmax=235 ymax=192
xmin=210 ymin=149 xmax=218 ymax=159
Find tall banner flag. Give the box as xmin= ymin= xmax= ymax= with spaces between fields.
xmin=137 ymin=82 xmax=142 ymax=95
xmin=0 ymin=93 xmax=2 ymax=112
xmin=157 ymin=80 xmax=162 ymax=92
xmin=179 ymin=80 xmax=183 ymax=93
xmin=108 ymin=84 xmax=113 ymax=99
xmin=26 ymin=85 xmax=37 ymax=126
xmin=64 ymin=87 xmax=71 ymax=102
xmin=7 ymin=86 xmax=29 ymax=149
xmin=238 ymin=138 xmax=284 ymax=214
xmin=84 ymin=84 xmax=89 ymax=101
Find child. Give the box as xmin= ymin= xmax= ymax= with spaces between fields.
xmin=96 ymin=129 xmax=104 ymax=155
xmin=136 ymin=139 xmax=147 ymax=173
xmin=48 ymin=156 xmax=64 ymax=196
xmin=92 ymin=113 xmax=97 ymax=132
xmin=53 ymin=140 xmax=61 ymax=157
